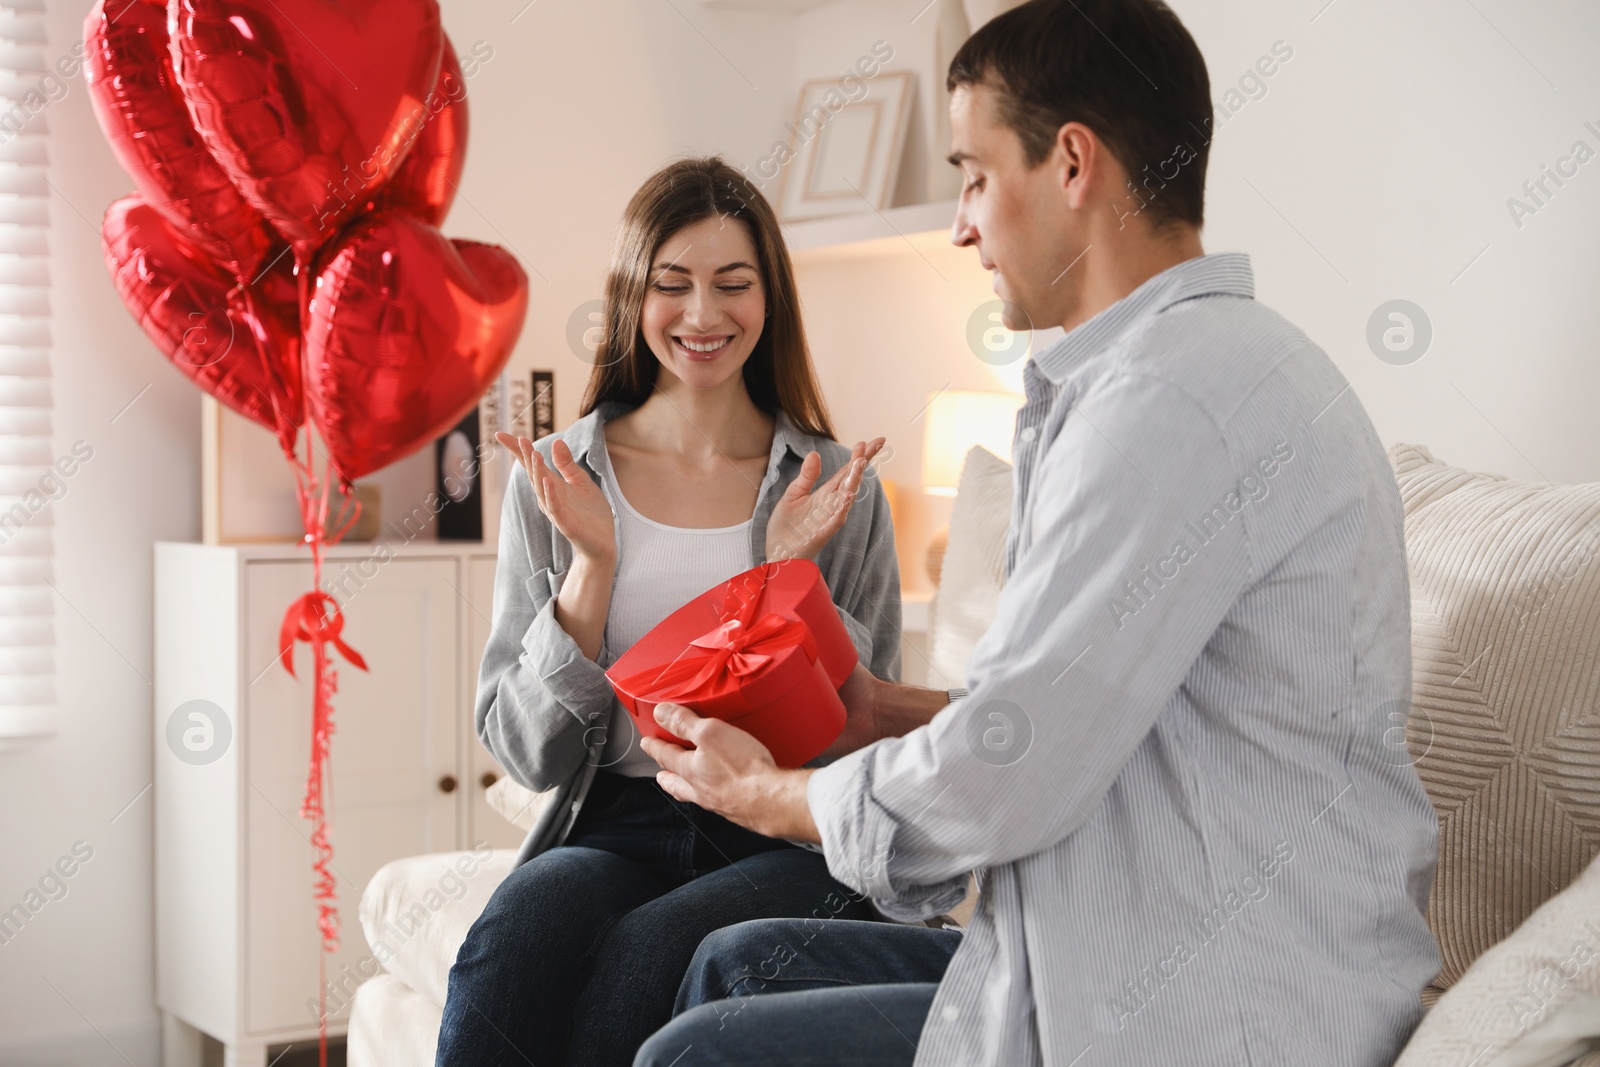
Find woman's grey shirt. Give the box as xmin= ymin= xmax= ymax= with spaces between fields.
xmin=475 ymin=400 xmax=903 ymax=866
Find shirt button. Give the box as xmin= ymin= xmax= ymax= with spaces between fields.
xmin=1019 ymin=426 xmax=1038 ymax=443
xmin=941 ymin=1004 xmax=961 ymax=1023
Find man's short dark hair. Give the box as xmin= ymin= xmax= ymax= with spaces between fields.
xmin=948 ymin=0 xmax=1213 ymax=230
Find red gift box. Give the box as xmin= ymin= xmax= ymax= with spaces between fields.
xmin=605 ymin=559 xmax=858 ymax=768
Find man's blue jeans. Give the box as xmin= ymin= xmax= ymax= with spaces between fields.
xmin=435 ymin=771 xmax=876 ymax=1067
xmin=634 ymin=917 xmax=964 ymax=1066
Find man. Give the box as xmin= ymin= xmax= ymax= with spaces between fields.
xmin=634 ymin=1 xmax=1441 ymax=1063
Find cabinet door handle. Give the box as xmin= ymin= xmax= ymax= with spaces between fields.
xmin=438 ymin=774 xmax=458 ymax=794
xmin=480 ymin=771 xmax=499 ymax=789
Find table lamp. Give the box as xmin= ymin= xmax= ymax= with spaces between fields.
xmin=921 ymin=389 xmax=1024 ymax=584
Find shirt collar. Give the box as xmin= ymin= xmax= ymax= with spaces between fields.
xmin=562 ymin=399 xmax=816 ymax=467
xmin=1029 ymin=251 xmax=1255 ymax=386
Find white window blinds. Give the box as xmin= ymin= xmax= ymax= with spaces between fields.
xmin=0 ymin=0 xmax=53 ymax=743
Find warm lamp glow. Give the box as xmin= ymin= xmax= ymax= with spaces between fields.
xmin=921 ymin=389 xmax=1024 ymax=494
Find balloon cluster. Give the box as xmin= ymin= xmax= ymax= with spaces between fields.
xmin=84 ymin=5 xmax=526 ymax=1044
xmin=87 ymin=0 xmax=528 ymax=483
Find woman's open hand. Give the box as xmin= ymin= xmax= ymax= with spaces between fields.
xmin=765 ymin=437 xmax=886 ymax=562
xmin=498 ymin=432 xmax=616 ymax=565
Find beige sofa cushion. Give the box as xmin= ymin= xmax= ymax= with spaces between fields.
xmin=1396 ymin=852 xmax=1600 ymax=1067
xmin=348 ymin=972 xmax=444 ymax=1067
xmin=358 ymin=847 xmax=518 ymax=1008
xmin=1390 ymin=443 xmax=1600 ymax=993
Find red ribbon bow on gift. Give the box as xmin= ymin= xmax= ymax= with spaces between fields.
xmin=278 ymin=590 xmax=369 ymax=678
xmin=616 ymin=565 xmax=817 ymax=704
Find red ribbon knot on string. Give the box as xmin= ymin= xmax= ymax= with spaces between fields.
xmin=278 ymin=589 xmax=369 ymax=677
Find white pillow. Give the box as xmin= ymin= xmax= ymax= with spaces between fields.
xmin=1396 ymin=852 xmax=1600 ymax=1067
xmin=929 ymin=445 xmax=1012 ymax=691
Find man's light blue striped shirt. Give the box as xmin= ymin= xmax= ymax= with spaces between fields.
xmin=808 ymin=252 xmax=1440 ymax=1066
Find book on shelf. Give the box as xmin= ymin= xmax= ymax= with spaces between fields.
xmin=478 ymin=369 xmax=557 ymax=547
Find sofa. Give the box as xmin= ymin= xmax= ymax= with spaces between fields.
xmin=349 ymin=443 xmax=1600 ymax=1067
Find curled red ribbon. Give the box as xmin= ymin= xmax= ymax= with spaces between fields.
xmin=276 ymin=583 xmax=368 ymax=995
xmin=616 ymin=565 xmax=817 ymax=705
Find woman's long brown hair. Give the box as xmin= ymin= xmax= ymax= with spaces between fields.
xmin=579 ymin=156 xmax=837 ymax=441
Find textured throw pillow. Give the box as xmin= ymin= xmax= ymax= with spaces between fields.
xmin=929 ymin=445 xmax=1013 ymax=692
xmin=1389 ymin=443 xmax=1600 ymax=994
xmin=1395 ymin=852 xmax=1600 ymax=1067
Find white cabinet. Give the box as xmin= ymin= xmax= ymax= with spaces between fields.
xmin=153 ymin=541 xmax=520 ymax=1066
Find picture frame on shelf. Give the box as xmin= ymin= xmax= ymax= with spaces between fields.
xmin=775 ymin=70 xmax=915 ymax=223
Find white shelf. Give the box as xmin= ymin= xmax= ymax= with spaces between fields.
xmin=782 ymin=199 xmax=957 ymax=253
xmin=164 ymin=538 xmax=491 ymax=561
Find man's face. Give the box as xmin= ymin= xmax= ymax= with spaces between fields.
xmin=948 ymin=82 xmax=1085 ymax=332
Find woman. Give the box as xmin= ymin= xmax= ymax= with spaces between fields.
xmin=435 ymin=156 xmax=903 ymax=1067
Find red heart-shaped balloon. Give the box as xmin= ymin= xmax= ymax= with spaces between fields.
xmin=369 ymin=34 xmax=468 ymax=227
xmin=305 ymin=211 xmax=527 ymax=481
xmin=83 ymin=0 xmax=277 ymax=280
xmin=169 ymin=0 xmax=443 ymax=258
xmin=102 ymin=194 xmax=303 ymax=451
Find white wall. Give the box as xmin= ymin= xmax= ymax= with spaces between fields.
xmin=0 ymin=0 xmax=203 ymax=1057
xmin=4 ymin=0 xmax=1598 ymax=1059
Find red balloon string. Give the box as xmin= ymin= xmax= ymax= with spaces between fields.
xmin=235 ymin=282 xmax=300 ymax=456
xmin=276 ymin=253 xmax=367 ymax=1067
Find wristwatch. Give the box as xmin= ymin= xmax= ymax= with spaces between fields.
xmin=946 ymin=687 xmax=969 ymax=703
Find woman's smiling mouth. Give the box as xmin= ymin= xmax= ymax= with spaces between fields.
xmin=673 ymin=335 xmax=732 ymax=360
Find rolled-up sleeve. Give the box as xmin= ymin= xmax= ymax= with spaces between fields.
xmin=807 ymin=372 xmax=1256 ymax=920
xmin=476 ymin=460 xmax=617 ymax=794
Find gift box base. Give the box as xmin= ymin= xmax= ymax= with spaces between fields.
xmin=630 ymin=657 xmax=846 ymax=769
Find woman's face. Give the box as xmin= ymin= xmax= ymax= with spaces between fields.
xmin=639 ymin=215 xmax=766 ymax=393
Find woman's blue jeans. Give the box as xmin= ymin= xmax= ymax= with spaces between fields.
xmin=434 ymin=770 xmax=877 ymax=1067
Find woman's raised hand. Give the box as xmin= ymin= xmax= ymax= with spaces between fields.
xmin=765 ymin=437 xmax=887 ymax=563
xmin=497 ymin=433 xmax=616 ymax=566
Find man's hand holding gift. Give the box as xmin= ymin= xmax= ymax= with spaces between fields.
xmin=643 ymin=663 xmax=952 ymax=843
xmin=643 ymin=703 xmax=820 ymax=843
